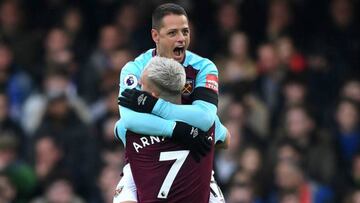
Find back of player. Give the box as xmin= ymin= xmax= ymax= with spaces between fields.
xmin=125 ymin=125 xmax=215 ymax=203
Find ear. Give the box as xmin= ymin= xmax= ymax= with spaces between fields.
xmin=151 ymin=91 xmax=160 ymax=98
xmin=151 ymin=29 xmax=159 ymax=44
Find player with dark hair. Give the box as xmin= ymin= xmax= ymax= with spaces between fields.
xmin=114 ymin=3 xmax=229 ymax=203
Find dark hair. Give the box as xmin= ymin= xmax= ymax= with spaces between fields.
xmin=337 ymin=97 xmax=360 ymax=114
xmin=152 ymin=3 xmax=187 ymax=29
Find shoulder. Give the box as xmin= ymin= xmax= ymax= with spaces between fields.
xmin=121 ymin=49 xmax=154 ymax=74
xmin=133 ymin=49 xmax=154 ymax=67
xmin=122 ymin=49 xmax=154 ymax=73
xmin=184 ymin=50 xmax=217 ymax=72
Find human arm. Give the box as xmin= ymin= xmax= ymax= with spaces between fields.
xmin=214 ymin=116 xmax=230 ymax=149
xmin=151 ymin=60 xmax=219 ymax=131
xmin=119 ymin=59 xmax=219 ymax=131
xmin=118 ymin=61 xmax=176 ymax=137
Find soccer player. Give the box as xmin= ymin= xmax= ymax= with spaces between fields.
xmin=115 ymin=3 xmax=228 ymax=203
xmin=115 ymin=56 xmax=225 ymax=202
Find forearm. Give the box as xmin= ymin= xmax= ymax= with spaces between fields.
xmin=152 ymin=100 xmax=216 ymax=131
xmin=215 ymin=130 xmax=230 ymax=149
xmin=120 ymin=107 xmax=175 ymax=137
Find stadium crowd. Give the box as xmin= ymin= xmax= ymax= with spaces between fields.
xmin=0 ymin=0 xmax=359 ymax=202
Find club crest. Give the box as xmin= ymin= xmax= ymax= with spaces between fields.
xmin=182 ymin=79 xmax=194 ymax=96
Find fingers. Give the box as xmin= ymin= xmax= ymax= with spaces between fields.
xmin=118 ymin=97 xmax=132 ymax=108
xmin=197 ymin=139 xmax=211 ymax=156
xmin=121 ymin=89 xmax=135 ymax=98
xmin=190 ymin=136 xmax=212 ymax=163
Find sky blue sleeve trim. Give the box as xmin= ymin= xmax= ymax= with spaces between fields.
xmin=214 ymin=116 xmax=227 ymax=143
xmin=194 ymin=60 xmax=218 ymax=88
xmin=119 ymin=62 xmax=142 ymax=95
xmin=152 ymin=99 xmax=216 ymax=131
xmin=120 ymin=107 xmax=175 ymax=137
xmin=114 ymin=120 xmax=127 ymax=146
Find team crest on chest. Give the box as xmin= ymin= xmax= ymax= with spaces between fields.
xmin=182 ymin=78 xmax=194 ymax=95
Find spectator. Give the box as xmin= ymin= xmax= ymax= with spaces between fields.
xmin=31 ymin=135 xmax=66 ymax=196
xmin=256 ymin=42 xmax=284 ymax=114
xmin=21 ymin=69 xmax=90 ymax=136
xmin=0 ymin=0 xmax=41 ymax=70
xmin=266 ymin=0 xmax=294 ymax=42
xmin=238 ymin=145 xmax=263 ymax=177
xmin=90 ymin=165 xmax=121 ymax=203
xmin=0 ymin=172 xmax=16 ymax=203
xmin=341 ymin=78 xmax=360 ymax=102
xmin=217 ymin=32 xmax=257 ymax=85
xmin=335 ymin=153 xmax=360 ymax=202
xmin=275 ymin=36 xmax=306 ymax=74
xmin=334 ymin=98 xmax=360 ymax=168
xmin=113 ymin=3 xmax=144 ymax=52
xmin=227 ymin=180 xmax=263 ymax=203
xmin=0 ymin=134 xmax=37 ymax=203
xmin=81 ymin=25 xmax=126 ymax=103
xmin=268 ymin=159 xmax=333 ymax=203
xmin=31 ymin=175 xmax=85 ymax=203
xmin=0 ymin=42 xmax=32 ymax=120
xmin=0 ymin=92 xmax=26 ymax=156
xmin=34 ymin=91 xmax=99 ymax=196
xmin=41 ymin=28 xmax=78 ymax=84
xmin=276 ymin=104 xmax=336 ymax=183
xmin=343 ymin=189 xmax=360 ymax=203
xmin=213 ymin=2 xmax=241 ymax=54
xmin=60 ymin=6 xmax=90 ymax=63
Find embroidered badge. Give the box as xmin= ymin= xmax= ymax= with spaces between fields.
xmin=182 ymin=78 xmax=194 ymax=95
xmin=124 ymin=74 xmax=138 ymax=89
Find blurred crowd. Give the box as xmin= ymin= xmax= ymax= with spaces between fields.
xmin=0 ymin=0 xmax=359 ymax=202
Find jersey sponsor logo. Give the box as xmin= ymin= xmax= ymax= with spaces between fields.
xmin=124 ymin=74 xmax=138 ymax=89
xmin=205 ymin=74 xmax=218 ymax=93
xmin=182 ymin=78 xmax=194 ymax=95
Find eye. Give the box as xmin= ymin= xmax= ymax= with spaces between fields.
xmin=168 ymin=31 xmax=176 ymax=36
xmin=182 ymin=29 xmax=189 ymax=36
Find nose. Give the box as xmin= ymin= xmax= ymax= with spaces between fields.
xmin=177 ymin=32 xmax=185 ymax=42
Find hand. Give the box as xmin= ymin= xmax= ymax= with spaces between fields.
xmin=172 ymin=122 xmax=212 ymax=162
xmin=118 ymin=89 xmax=158 ymax=113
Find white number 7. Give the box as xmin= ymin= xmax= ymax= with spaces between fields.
xmin=157 ymin=150 xmax=189 ymax=199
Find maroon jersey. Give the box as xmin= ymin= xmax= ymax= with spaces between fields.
xmin=181 ymin=65 xmax=198 ymax=104
xmin=125 ymin=125 xmax=215 ymax=203
xmin=151 ymin=49 xmax=200 ymax=105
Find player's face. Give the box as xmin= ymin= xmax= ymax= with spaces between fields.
xmin=151 ymin=14 xmax=190 ymax=63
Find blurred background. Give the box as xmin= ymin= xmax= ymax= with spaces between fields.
xmin=0 ymin=0 xmax=359 ymax=202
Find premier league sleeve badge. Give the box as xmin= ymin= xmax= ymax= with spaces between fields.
xmin=124 ymin=74 xmax=138 ymax=89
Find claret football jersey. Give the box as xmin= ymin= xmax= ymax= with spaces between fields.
xmin=125 ymin=125 xmax=215 ymax=203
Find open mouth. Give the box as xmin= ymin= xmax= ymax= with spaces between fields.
xmin=173 ymin=47 xmax=185 ymax=58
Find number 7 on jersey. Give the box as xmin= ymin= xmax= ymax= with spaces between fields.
xmin=157 ymin=150 xmax=190 ymax=199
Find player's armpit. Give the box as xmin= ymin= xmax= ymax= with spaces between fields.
xmin=215 ymin=129 xmax=230 ymax=149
